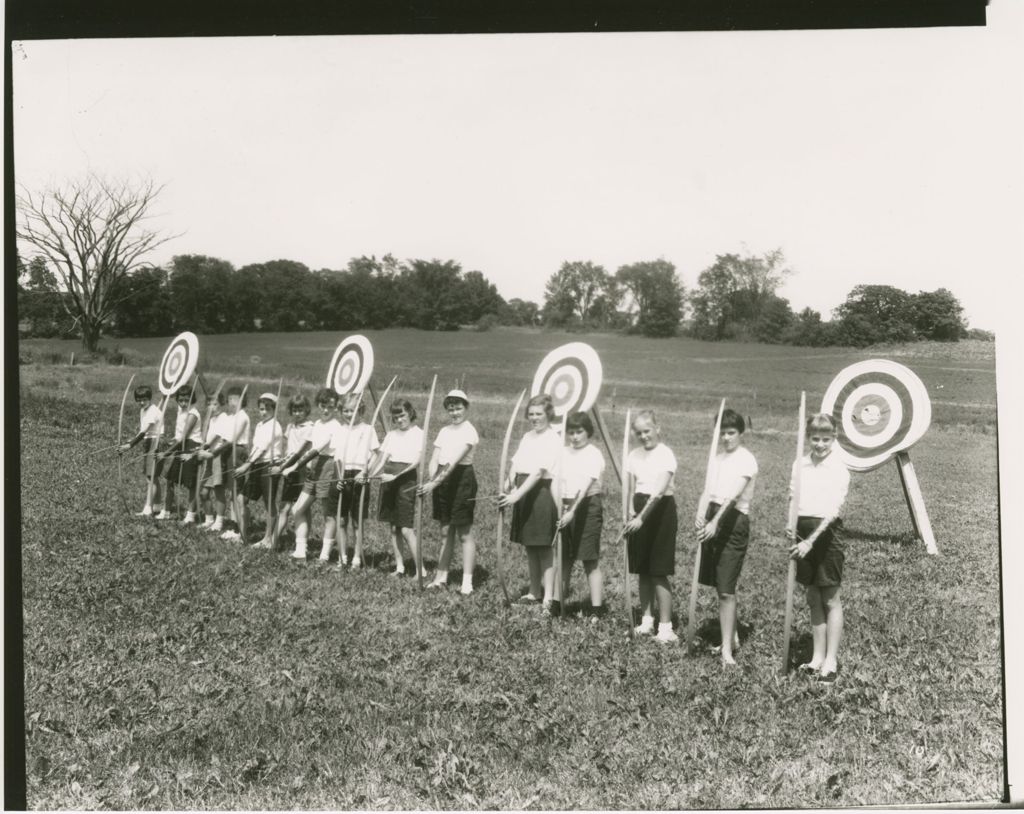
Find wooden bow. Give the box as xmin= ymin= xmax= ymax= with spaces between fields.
xmin=194 ymin=378 xmax=227 ymax=516
xmin=687 ymin=398 xmax=726 ymax=653
xmin=621 ymin=408 xmax=633 ymax=636
xmin=267 ymin=377 xmax=284 ymax=548
xmin=496 ymin=389 xmax=527 ymax=607
xmin=116 ymin=374 xmax=137 ymax=514
xmin=780 ymin=391 xmax=807 ymax=674
xmin=231 ymin=384 xmax=250 ymax=541
xmin=357 ymin=375 xmax=399 ymax=559
xmin=335 ymin=389 xmax=367 ymax=559
xmin=413 ymin=375 xmax=438 ymax=589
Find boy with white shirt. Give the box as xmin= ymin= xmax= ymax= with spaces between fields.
xmin=332 ymin=394 xmax=380 ymax=568
xmin=118 ymin=384 xmax=165 ymax=517
xmin=696 ymin=409 xmax=759 ymax=665
xmin=788 ymin=413 xmax=851 ymax=684
xmin=235 ymin=392 xmax=286 ymax=549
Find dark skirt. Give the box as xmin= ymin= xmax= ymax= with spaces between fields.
xmin=560 ymin=495 xmax=603 ymax=562
xmin=796 ymin=516 xmax=845 ymax=587
xmin=698 ymin=502 xmax=750 ymax=594
xmin=280 ymin=467 xmax=306 ymax=503
xmin=336 ymin=468 xmax=370 ymax=523
xmin=627 ymin=494 xmax=678 ymax=576
xmin=379 ymin=461 xmax=416 ymax=528
xmin=432 ymin=464 xmax=478 ymax=526
xmin=199 ymin=446 xmax=231 ymax=490
xmin=242 ymin=461 xmax=278 ymax=503
xmin=510 ymin=474 xmax=557 ymax=548
xmin=164 ymin=439 xmax=200 ymax=489
xmin=141 ymin=437 xmax=164 ymax=479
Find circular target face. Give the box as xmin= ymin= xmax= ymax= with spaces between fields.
xmin=531 ymin=342 xmax=603 ymax=418
xmin=325 ymin=335 xmax=374 ymax=395
xmin=158 ymin=332 xmax=200 ymax=395
xmin=821 ymin=359 xmax=931 ymax=472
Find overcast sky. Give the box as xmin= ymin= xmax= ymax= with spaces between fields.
xmin=12 ymin=3 xmax=1023 ymax=331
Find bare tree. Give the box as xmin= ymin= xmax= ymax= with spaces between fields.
xmin=16 ymin=175 xmax=177 ymax=351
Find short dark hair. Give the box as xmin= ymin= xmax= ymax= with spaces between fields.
xmin=315 ymin=387 xmax=339 ymax=407
xmin=133 ymin=385 xmax=153 ymax=400
xmin=564 ymin=411 xmax=594 ymax=437
xmin=289 ymin=394 xmax=311 ymax=416
xmin=719 ymin=408 xmax=745 ymax=434
xmin=390 ymin=399 xmax=417 ymax=423
xmin=226 ymin=385 xmax=248 ymax=407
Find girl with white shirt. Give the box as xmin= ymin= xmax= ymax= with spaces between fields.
xmin=118 ymin=384 xmax=165 ymax=517
xmin=624 ymin=410 xmax=679 ymax=643
xmin=159 ymin=385 xmax=202 ymax=524
xmin=365 ymin=398 xmax=425 ymax=578
xmin=787 ymin=413 xmax=851 ymax=684
xmin=419 ymin=390 xmax=481 ymax=594
xmin=557 ymin=411 xmax=606 ymax=617
xmin=498 ymin=394 xmax=562 ymax=612
xmin=269 ymin=394 xmax=314 ymax=550
xmin=332 ymin=393 xmax=380 ymax=569
xmin=235 ymin=393 xmax=286 ymax=549
xmin=195 ymin=390 xmax=230 ymax=532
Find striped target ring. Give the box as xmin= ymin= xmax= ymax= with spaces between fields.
xmin=158 ymin=332 xmax=200 ymax=395
xmin=821 ymin=359 xmax=931 ymax=472
xmin=531 ymin=342 xmax=603 ymax=418
xmin=325 ymin=335 xmax=374 ymax=395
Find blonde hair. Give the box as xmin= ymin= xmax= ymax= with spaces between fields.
xmin=525 ymin=393 xmax=556 ymax=422
xmin=631 ymin=409 xmax=659 ymax=430
xmin=806 ymin=413 xmax=837 ymax=435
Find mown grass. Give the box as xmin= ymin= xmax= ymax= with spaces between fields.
xmin=18 ymin=329 xmax=1002 ymax=808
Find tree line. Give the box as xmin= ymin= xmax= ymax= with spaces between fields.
xmin=16 ymin=176 xmax=976 ymax=350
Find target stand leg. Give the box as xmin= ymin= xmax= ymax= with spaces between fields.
xmin=895 ymin=451 xmax=938 ymax=555
xmin=590 ymin=406 xmax=623 ymax=485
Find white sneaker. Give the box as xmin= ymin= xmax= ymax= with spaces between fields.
xmin=251 ymin=539 xmax=272 ymax=549
xmin=199 ymin=517 xmax=215 ymax=529
xmin=391 ymin=568 xmax=406 ymax=577
xmin=221 ymin=530 xmax=241 ymax=542
xmin=155 ymin=511 xmax=172 ymax=521
xmin=634 ymin=617 xmax=655 ymax=636
xmin=350 ymin=558 xmax=361 ymax=570
xmin=292 ymin=543 xmax=308 ymax=560
xmin=655 ymin=625 xmax=679 ymax=644
xmin=135 ymin=508 xmax=153 ymax=517
xmin=180 ymin=513 xmax=196 ymax=526
xmin=209 ymin=521 xmax=223 ymax=533
xmin=460 ymin=585 xmax=474 ymax=596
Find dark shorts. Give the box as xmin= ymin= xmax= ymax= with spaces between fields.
xmin=627 ymin=494 xmax=678 ymax=576
xmin=280 ymin=468 xmax=305 ymax=503
xmin=560 ymin=495 xmax=603 ymax=563
xmin=199 ymin=447 xmax=230 ymax=491
xmin=379 ymin=462 xmax=416 ymax=528
xmin=698 ymin=502 xmax=750 ymax=595
xmin=432 ymin=464 xmax=477 ymax=527
xmin=242 ymin=461 xmax=278 ymax=503
xmin=141 ymin=437 xmax=164 ymax=479
xmin=796 ymin=516 xmax=845 ymax=588
xmin=301 ymin=454 xmax=336 ymax=499
xmin=164 ymin=440 xmax=200 ymax=489
xmin=510 ymin=475 xmax=557 ymax=548
xmin=334 ymin=468 xmax=370 ymax=523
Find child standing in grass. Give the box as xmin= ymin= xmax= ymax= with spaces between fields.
xmin=696 ymin=408 xmax=759 ymax=665
xmin=420 ymin=389 xmax=480 ymax=595
xmin=235 ymin=392 xmax=286 ymax=549
xmin=624 ymin=410 xmax=679 ymax=643
xmin=788 ymin=413 xmax=851 ymax=684
xmin=366 ymin=398 xmax=424 ymax=578
xmin=333 ymin=393 xmax=380 ymax=569
xmin=270 ymin=394 xmax=314 ymax=550
xmin=556 ymin=411 xmax=606 ymax=617
xmin=218 ymin=387 xmax=251 ymax=541
xmin=118 ymin=384 xmax=165 ymax=517
xmin=160 ymin=385 xmax=202 ymax=523
xmin=498 ymin=393 xmax=562 ymax=613
xmin=196 ymin=390 xmax=230 ymax=532
xmin=281 ymin=388 xmax=340 ymax=561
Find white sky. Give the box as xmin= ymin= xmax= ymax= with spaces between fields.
xmin=12 ymin=4 xmax=1024 ymax=331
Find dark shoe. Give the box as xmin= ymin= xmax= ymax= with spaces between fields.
xmin=797 ymin=663 xmax=819 ymax=675
xmin=515 ymin=594 xmax=541 ymax=606
xmin=817 ymin=669 xmax=838 ymax=684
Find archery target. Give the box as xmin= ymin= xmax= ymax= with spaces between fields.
xmin=158 ymin=332 xmax=200 ymax=395
xmin=531 ymin=342 xmax=603 ymax=418
xmin=325 ymin=335 xmax=374 ymax=395
xmin=821 ymin=359 xmax=931 ymax=472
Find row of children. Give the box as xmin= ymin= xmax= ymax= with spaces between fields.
xmin=119 ymin=383 xmax=851 ymax=679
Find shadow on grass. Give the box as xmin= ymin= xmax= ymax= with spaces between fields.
xmin=842 ymin=528 xmax=920 ymax=547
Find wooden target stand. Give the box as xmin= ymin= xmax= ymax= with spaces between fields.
xmin=893 ymin=450 xmax=938 ymax=555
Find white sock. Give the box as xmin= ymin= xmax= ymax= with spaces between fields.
xmin=639 ymin=614 xmax=655 ymax=629
xmin=434 ymin=569 xmax=448 ymax=583
xmin=184 ymin=511 xmax=196 ymax=521
xmin=658 ymin=622 xmax=673 ymax=633
xmin=320 ymin=538 xmax=333 ymax=559
xmin=461 ymin=575 xmax=473 ymax=591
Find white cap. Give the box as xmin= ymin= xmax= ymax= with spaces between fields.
xmin=259 ymin=392 xmax=278 ymax=403
xmin=443 ymin=389 xmax=469 ymax=406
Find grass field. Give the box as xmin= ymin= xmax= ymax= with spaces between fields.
xmin=17 ymin=329 xmax=1002 ymax=808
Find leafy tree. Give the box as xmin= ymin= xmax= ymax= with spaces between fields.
xmin=401 ymin=259 xmax=468 ymax=330
xmin=542 ymin=261 xmax=619 ymax=328
xmin=753 ymin=294 xmax=794 ymax=343
xmin=16 ymin=257 xmax=76 ymax=338
xmin=833 ymin=284 xmax=917 ymax=346
xmin=167 ymin=255 xmax=236 ymax=334
xmin=690 ymin=249 xmax=792 ymax=340
xmin=500 ymin=298 xmax=540 ymax=327
xmin=459 ymin=270 xmax=506 ymax=324
xmin=109 ymin=267 xmax=174 ymax=337
xmin=16 ymin=175 xmax=177 ymax=350
xmin=616 ymin=259 xmax=684 ymax=337
xmin=234 ymin=260 xmax=315 ymax=331
xmin=911 ymin=288 xmax=966 ymax=341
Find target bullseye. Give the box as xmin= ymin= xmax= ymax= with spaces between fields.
xmin=531 ymin=342 xmax=603 ymax=418
xmin=158 ymin=332 xmax=200 ymax=395
xmin=821 ymin=359 xmax=930 ymax=472
xmin=326 ymin=335 xmax=374 ymax=395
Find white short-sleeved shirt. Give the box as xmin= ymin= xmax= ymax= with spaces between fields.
xmin=140 ymin=404 xmax=163 ymax=438
xmin=708 ymin=446 xmax=759 ymax=515
xmin=792 ymin=450 xmax=850 ymax=518
xmin=309 ymin=418 xmax=341 ymax=456
xmin=251 ymin=418 xmax=285 ymax=462
xmin=434 ymin=421 xmax=480 ymax=467
xmin=380 ymin=425 xmax=424 ymax=465
xmin=224 ymin=409 xmax=251 ymax=448
xmin=174 ymin=406 xmax=203 ymax=445
xmin=333 ymin=422 xmax=381 ymax=468
xmin=627 ymin=443 xmax=677 ymax=496
xmin=511 ymin=427 xmax=562 ymax=477
xmin=208 ymin=412 xmax=233 ymax=444
xmin=285 ymin=420 xmax=314 ymax=457
xmin=559 ymin=444 xmax=605 ymax=498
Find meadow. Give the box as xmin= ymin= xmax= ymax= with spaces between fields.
xmin=17 ymin=328 xmax=1002 ymax=808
